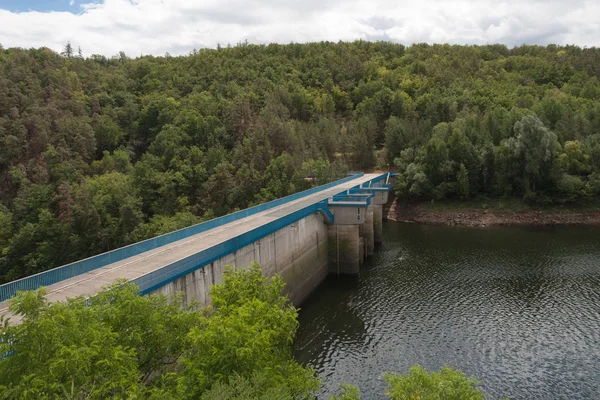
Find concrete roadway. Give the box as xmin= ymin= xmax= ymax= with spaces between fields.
xmin=0 ymin=174 xmax=382 ymax=323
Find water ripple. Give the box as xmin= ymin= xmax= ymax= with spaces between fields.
xmin=294 ymin=224 xmax=600 ymax=399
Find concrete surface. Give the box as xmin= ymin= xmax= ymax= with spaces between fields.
xmin=0 ymin=174 xmax=382 ymax=323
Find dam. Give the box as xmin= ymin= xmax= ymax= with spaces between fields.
xmin=0 ymin=172 xmax=393 ymax=323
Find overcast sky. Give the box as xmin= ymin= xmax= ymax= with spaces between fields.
xmin=0 ymin=0 xmax=598 ymax=57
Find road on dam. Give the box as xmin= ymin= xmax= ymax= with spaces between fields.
xmin=0 ymin=174 xmax=382 ymax=323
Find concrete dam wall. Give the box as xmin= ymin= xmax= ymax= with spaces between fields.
xmin=0 ymin=173 xmax=394 ymax=325
xmin=153 ymin=213 xmax=329 ymax=305
xmin=153 ymin=203 xmax=385 ymax=307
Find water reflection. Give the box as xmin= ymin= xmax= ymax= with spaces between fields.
xmin=294 ymin=223 xmax=600 ymax=399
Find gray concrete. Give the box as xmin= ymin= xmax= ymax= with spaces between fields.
xmin=153 ymin=213 xmax=328 ymax=306
xmin=327 ymin=225 xmax=360 ymax=275
xmin=0 ymin=174 xmax=382 ymax=323
xmin=329 ymin=205 xmax=367 ymax=225
xmin=363 ymin=206 xmax=375 ymax=256
xmin=370 ymin=190 xmax=389 ymax=205
xmin=374 ymin=205 xmax=383 ymax=243
xmin=359 ymin=237 xmax=365 ymax=266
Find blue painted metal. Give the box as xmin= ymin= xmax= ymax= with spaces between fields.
xmin=354 ymin=183 xmax=391 ymax=190
xmin=329 ymin=194 xmax=371 ymax=207
xmin=364 ymin=180 xmax=391 ymax=188
xmin=0 ymin=173 xmax=364 ymax=302
xmin=332 ymin=192 xmax=372 ymax=200
xmin=331 ymin=195 xmax=370 ymax=203
xmin=369 ymin=173 xmax=389 ymax=185
xmin=135 ymin=199 xmax=334 ymax=295
xmin=348 ymin=187 xmax=390 ymax=195
xmin=315 ymin=201 xmax=334 ymax=224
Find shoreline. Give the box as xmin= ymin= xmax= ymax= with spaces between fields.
xmin=386 ymin=198 xmax=600 ymax=227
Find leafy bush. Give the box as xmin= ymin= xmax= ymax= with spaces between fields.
xmin=384 ymin=365 xmax=485 ymax=400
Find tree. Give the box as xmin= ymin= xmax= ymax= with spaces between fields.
xmin=330 ymin=384 xmax=361 ymax=400
xmin=513 ymin=115 xmax=560 ymax=194
xmin=348 ymin=116 xmax=376 ymax=169
xmin=0 ymin=288 xmax=143 ymax=399
xmin=385 ymin=117 xmax=409 ymax=163
xmin=61 ymin=42 xmax=74 ymax=58
xmin=85 ymin=172 xmax=143 ymax=250
xmin=3 ymin=42 xmax=600 ymax=282
xmin=92 ymin=114 xmax=125 ymax=154
xmin=384 ymin=366 xmax=485 ymax=400
xmin=457 ymin=163 xmax=469 ymax=199
xmin=0 ymin=265 xmax=320 ymax=399
xmin=176 ymin=264 xmax=319 ymax=398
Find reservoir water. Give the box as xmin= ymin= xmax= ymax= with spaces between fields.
xmin=293 ymin=222 xmax=600 ymax=399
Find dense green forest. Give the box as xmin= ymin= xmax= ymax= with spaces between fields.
xmin=0 ymin=266 xmax=484 ymax=399
xmin=2 ymin=41 xmax=600 ymax=283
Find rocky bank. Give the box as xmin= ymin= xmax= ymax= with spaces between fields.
xmin=386 ymin=198 xmax=600 ymax=227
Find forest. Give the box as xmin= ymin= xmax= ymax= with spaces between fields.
xmin=1 ymin=41 xmax=600 ymax=282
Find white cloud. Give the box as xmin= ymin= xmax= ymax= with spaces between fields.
xmin=0 ymin=0 xmax=598 ymax=57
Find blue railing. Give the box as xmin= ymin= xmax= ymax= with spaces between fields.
xmin=353 ymin=184 xmax=391 ymax=191
xmin=369 ymin=173 xmax=389 ymax=185
xmin=331 ymin=194 xmax=371 ymax=203
xmin=329 ymin=195 xmax=371 ymax=207
xmin=0 ymin=173 xmax=364 ymax=302
xmin=135 ymin=199 xmax=333 ymax=295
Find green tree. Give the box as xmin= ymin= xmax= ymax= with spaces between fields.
xmin=457 ymin=163 xmax=469 ymax=199
xmin=0 ymin=265 xmax=321 ymax=399
xmin=85 ymin=172 xmax=143 ymax=250
xmin=513 ymin=115 xmax=560 ymax=195
xmin=173 ymin=264 xmax=320 ymax=398
xmin=384 ymin=366 xmax=485 ymax=400
xmin=3 ymin=42 xmax=600 ymax=282
xmin=0 ymin=288 xmax=143 ymax=399
xmin=330 ymin=384 xmax=361 ymax=400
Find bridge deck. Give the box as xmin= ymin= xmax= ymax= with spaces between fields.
xmin=0 ymin=174 xmax=381 ymax=323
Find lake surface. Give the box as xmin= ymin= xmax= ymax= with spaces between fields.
xmin=293 ymin=222 xmax=600 ymax=399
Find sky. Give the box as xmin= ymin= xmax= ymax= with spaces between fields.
xmin=0 ymin=0 xmax=598 ymax=57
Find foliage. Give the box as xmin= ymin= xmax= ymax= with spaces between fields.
xmin=384 ymin=365 xmax=485 ymax=400
xmin=2 ymin=41 xmax=600 ymax=281
xmin=0 ymin=287 xmax=144 ymax=399
xmin=175 ymin=264 xmax=320 ymax=398
xmin=329 ymin=383 xmax=361 ymax=400
xmin=0 ymin=264 xmax=319 ymax=399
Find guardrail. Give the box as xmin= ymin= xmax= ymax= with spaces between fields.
xmin=135 ymin=199 xmax=333 ymax=295
xmin=331 ymin=194 xmax=372 ymax=202
xmin=0 ymin=173 xmax=364 ymax=302
xmin=329 ymin=195 xmax=372 ymax=207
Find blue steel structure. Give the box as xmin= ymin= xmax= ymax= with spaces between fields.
xmin=134 ymin=200 xmax=335 ymax=295
xmin=0 ymin=171 xmax=395 ymax=359
xmin=330 ymin=193 xmax=372 ymax=206
xmin=0 ymin=173 xmax=366 ymax=302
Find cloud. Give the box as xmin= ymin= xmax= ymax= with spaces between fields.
xmin=0 ymin=0 xmax=598 ymax=57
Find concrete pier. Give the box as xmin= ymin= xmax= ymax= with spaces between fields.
xmin=374 ymin=205 xmax=383 ymax=243
xmin=327 ymin=225 xmax=361 ymax=275
xmin=364 ymin=206 xmax=375 ymax=256
xmin=0 ymin=172 xmax=395 ymax=323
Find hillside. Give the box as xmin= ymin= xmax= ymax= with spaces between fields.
xmin=1 ymin=41 xmax=600 ymax=282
